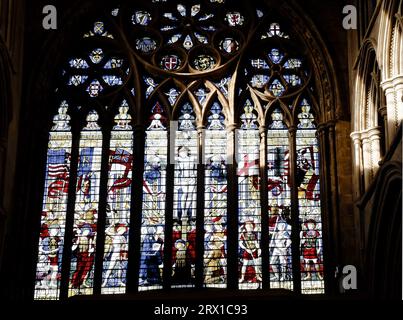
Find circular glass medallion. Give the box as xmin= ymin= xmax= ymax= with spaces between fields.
xmin=225 ymin=12 xmax=244 ymax=26
xmin=160 ymin=54 xmax=182 ymax=71
xmin=219 ymin=37 xmax=239 ymax=54
xmin=135 ymin=37 xmax=157 ymax=54
xmin=192 ymin=54 xmax=216 ymax=71
xmin=132 ymin=11 xmax=152 ymax=26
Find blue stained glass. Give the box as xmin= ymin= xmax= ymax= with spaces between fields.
xmin=86 ymin=79 xmax=103 ymax=97
xmin=207 ymin=102 xmax=225 ymax=130
xmin=104 ymin=58 xmax=123 ymax=69
xmin=284 ymin=74 xmax=301 ymax=87
xmin=250 ymin=74 xmax=269 ymax=89
xmin=172 ymin=103 xmax=198 ymax=288
xmin=199 ymin=13 xmax=214 ymax=21
xmin=204 ymin=102 xmax=227 ymax=288
xmin=163 ymin=13 xmax=177 ymax=21
xmin=267 ymin=109 xmax=293 ymax=291
xmin=214 ymin=77 xmax=231 ymax=98
xmin=284 ymin=58 xmax=302 ymax=69
xmin=177 ymin=4 xmax=186 ymax=17
xmin=132 ymin=11 xmax=152 ymax=25
xmin=165 ymin=88 xmax=180 ymax=106
xmin=268 ymin=49 xmax=284 ymax=64
xmin=296 ymin=101 xmax=323 ymax=294
xmin=102 ymin=75 xmax=123 ymax=86
xmin=101 ymin=104 xmax=133 ymax=294
xmin=168 ymin=34 xmax=181 ymax=44
xmin=68 ymin=111 xmax=102 ymax=297
xmin=194 ymin=88 xmax=208 ymax=105
xmin=269 ymin=79 xmax=285 ymax=97
xmin=238 ymin=100 xmax=261 ymax=289
xmin=144 ymin=77 xmax=158 ymax=98
xmin=89 ymin=48 xmax=104 ymax=64
xmin=68 ymin=75 xmax=88 ymax=86
xmin=69 ymin=58 xmax=89 ymax=69
xmin=139 ymin=102 xmax=168 ymax=291
xmin=251 ymin=59 xmax=269 ymax=69
xmin=34 ymin=103 xmax=72 ymax=300
xmin=135 ymin=37 xmax=157 ymax=54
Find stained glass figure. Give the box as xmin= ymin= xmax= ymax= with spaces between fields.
xmin=34 ymin=102 xmax=72 ymax=300
xmin=238 ymin=100 xmax=262 ymax=289
xmin=139 ymin=102 xmax=167 ymax=290
xmin=101 ymin=101 xmax=133 ymax=294
xmin=68 ymin=110 xmax=102 ymax=297
xmin=267 ymin=108 xmax=293 ymax=290
xmin=36 ymin=0 xmax=327 ymax=299
xmin=296 ymin=101 xmax=324 ymax=294
xmin=204 ymin=102 xmax=227 ymax=288
xmin=172 ymin=103 xmax=197 ymax=288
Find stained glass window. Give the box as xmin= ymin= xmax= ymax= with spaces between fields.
xmin=172 ymin=103 xmax=198 ymax=288
xmin=296 ymin=100 xmax=324 ymax=294
xmin=34 ymin=102 xmax=72 ymax=300
xmin=101 ymin=101 xmax=133 ymax=294
xmin=138 ymin=102 xmax=167 ymax=291
xmin=68 ymin=110 xmax=102 ymax=297
xmin=203 ymin=102 xmax=227 ymax=288
xmin=237 ymin=100 xmax=262 ymax=289
xmin=267 ymin=108 xmax=293 ymax=291
xmin=36 ymin=1 xmax=328 ymax=299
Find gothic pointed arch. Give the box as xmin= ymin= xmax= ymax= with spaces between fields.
xmin=22 ymin=0 xmax=345 ymax=300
